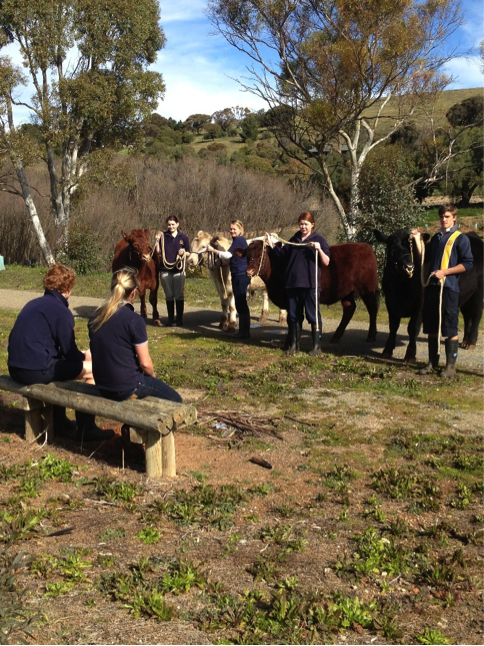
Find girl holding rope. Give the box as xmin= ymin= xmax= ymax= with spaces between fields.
xmin=265 ymin=212 xmax=330 ymax=356
xmin=155 ymin=216 xmax=190 ymax=327
xmin=208 ymin=220 xmax=251 ymax=339
xmin=417 ymin=204 xmax=473 ymax=378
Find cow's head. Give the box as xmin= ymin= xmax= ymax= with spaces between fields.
xmin=234 ymin=240 xmax=264 ymax=277
xmin=374 ymin=229 xmax=429 ymax=279
xmin=122 ymin=229 xmax=153 ymax=263
xmin=187 ymin=230 xmax=212 ymax=267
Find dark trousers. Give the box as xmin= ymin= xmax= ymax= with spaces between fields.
xmin=286 ymin=288 xmax=321 ymax=327
xmin=99 ymin=374 xmax=182 ymax=403
xmin=232 ymin=274 xmax=251 ymax=320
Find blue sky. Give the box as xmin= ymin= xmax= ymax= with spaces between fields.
xmin=156 ymin=0 xmax=484 ymax=122
xmin=3 ymin=0 xmax=483 ymax=125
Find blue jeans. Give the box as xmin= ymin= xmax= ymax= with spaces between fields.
xmin=100 ymin=374 xmax=182 ymax=403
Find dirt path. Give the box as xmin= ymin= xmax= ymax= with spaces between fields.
xmin=1 ymin=288 xmax=482 ymax=374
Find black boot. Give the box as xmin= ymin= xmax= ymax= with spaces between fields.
xmin=75 ymin=412 xmax=114 ymax=442
xmin=295 ymin=319 xmax=302 ymax=352
xmin=285 ymin=321 xmax=297 ymax=355
xmin=234 ymin=313 xmax=251 ymax=339
xmin=308 ymin=323 xmax=322 ymax=356
xmin=441 ymin=338 xmax=459 ymax=379
xmin=165 ymin=300 xmax=176 ymax=327
xmin=53 ymin=406 xmax=77 ymax=436
xmin=175 ymin=300 xmax=184 ymax=326
xmin=418 ymin=337 xmax=440 ymax=375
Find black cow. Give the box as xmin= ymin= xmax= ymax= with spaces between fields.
xmin=374 ymin=229 xmax=483 ymax=362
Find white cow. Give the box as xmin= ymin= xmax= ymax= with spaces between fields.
xmin=187 ymin=230 xmax=286 ymax=331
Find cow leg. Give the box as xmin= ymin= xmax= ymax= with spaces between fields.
xmin=460 ymin=295 xmax=482 ymax=349
xmin=382 ymin=314 xmax=401 ymax=359
xmin=138 ymin=290 xmax=148 ymax=319
xmin=330 ymin=295 xmax=356 ymax=343
xmin=361 ymin=291 xmax=379 ymax=342
xmin=227 ymin=296 xmax=237 ymax=332
xmin=279 ymin=309 xmax=288 ymax=325
xmin=258 ymin=290 xmax=269 ymax=323
xmin=404 ymin=311 xmax=422 ymax=363
xmin=149 ymin=289 xmax=161 ymax=327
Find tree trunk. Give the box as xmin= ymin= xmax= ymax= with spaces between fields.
xmin=12 ymin=158 xmax=55 ymax=266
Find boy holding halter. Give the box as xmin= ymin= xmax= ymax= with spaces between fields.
xmin=418 ymin=204 xmax=473 ymax=378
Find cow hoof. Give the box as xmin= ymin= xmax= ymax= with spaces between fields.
xmin=403 ymin=357 xmax=416 ymax=365
xmin=460 ymin=342 xmax=476 ymax=350
xmin=329 ymin=336 xmax=341 ymax=344
xmin=381 ymin=351 xmax=393 ymax=359
xmin=366 ymin=334 xmax=377 ymax=342
xmin=153 ymin=320 xmax=162 ymax=327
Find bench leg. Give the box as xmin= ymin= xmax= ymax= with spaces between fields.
xmin=162 ymin=431 xmax=176 ymax=478
xmin=43 ymin=404 xmax=55 ymax=443
xmin=24 ymin=397 xmax=44 ymax=443
xmin=144 ymin=431 xmax=163 ymax=480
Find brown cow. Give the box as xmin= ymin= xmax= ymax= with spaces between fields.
xmin=112 ymin=229 xmax=161 ymax=326
xmin=235 ymin=239 xmax=380 ymax=343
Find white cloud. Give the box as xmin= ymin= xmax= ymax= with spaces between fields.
xmin=444 ymin=56 xmax=484 ymax=89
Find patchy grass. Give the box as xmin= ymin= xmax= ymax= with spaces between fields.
xmin=0 ymin=274 xmax=482 ymax=644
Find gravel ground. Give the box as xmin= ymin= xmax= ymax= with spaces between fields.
xmin=1 ymin=288 xmax=482 ymax=375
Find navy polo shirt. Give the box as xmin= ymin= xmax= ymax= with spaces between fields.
xmin=8 ymin=290 xmax=84 ymax=371
xmin=229 ymin=235 xmax=248 ymax=277
xmin=161 ymin=231 xmax=190 ymax=270
xmin=427 ymin=226 xmax=473 ymax=293
xmin=88 ymin=303 xmax=148 ymax=393
xmin=273 ymin=231 xmax=330 ymax=289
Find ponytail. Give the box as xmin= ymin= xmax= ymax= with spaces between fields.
xmin=90 ymin=268 xmax=139 ymax=332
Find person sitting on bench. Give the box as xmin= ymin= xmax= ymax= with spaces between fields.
xmin=7 ymin=263 xmax=114 ymax=442
xmin=88 ymin=268 xmax=182 ymax=403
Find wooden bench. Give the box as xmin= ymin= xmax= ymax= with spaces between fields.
xmin=0 ymin=375 xmax=197 ymax=480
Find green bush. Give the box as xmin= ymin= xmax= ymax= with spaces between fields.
xmin=58 ymin=223 xmax=103 ymax=274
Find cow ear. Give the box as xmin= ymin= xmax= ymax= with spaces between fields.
xmin=197 ymin=230 xmax=204 ymax=237
xmin=122 ymin=230 xmax=129 ymax=241
xmin=144 ymin=229 xmax=150 ymax=236
xmin=373 ymin=229 xmax=388 ymax=244
xmin=422 ymin=233 xmax=430 ymax=243
xmin=233 ymin=247 xmax=246 ymax=258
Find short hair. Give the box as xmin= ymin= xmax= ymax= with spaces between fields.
xmin=166 ymin=215 xmax=179 ymax=225
xmin=438 ymin=203 xmax=457 ymax=218
xmin=230 ymin=220 xmax=244 ymax=234
xmin=43 ymin=264 xmax=76 ymax=293
xmin=298 ymin=211 xmax=316 ymax=227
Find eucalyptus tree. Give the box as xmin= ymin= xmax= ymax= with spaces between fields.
xmin=207 ymin=0 xmax=463 ymax=239
xmin=0 ymin=0 xmax=166 ymax=264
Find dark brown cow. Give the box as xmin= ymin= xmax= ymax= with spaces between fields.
xmin=235 ymin=240 xmax=380 ymax=342
xmin=112 ymin=229 xmax=161 ymax=326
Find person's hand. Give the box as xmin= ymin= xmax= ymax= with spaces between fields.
xmin=264 ymin=232 xmax=275 ymax=248
xmin=208 ymin=245 xmax=217 ymax=253
xmin=310 ymin=241 xmax=321 ymax=251
xmin=154 ymin=231 xmax=162 ymax=240
xmin=432 ymin=269 xmax=446 ymax=280
xmin=177 ymin=248 xmax=185 ymax=256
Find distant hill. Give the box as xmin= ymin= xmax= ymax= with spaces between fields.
xmin=362 ymin=87 xmax=483 ymax=136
